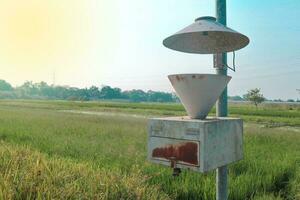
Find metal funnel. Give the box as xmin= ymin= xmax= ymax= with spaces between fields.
xmin=169 ymin=74 xmax=231 ymax=119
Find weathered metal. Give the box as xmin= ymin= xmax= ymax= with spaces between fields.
xmin=148 ymin=117 xmax=243 ymax=173
xmin=168 ymin=74 xmax=231 ymax=119
xmin=151 ymin=138 xmax=199 ymax=166
xmin=155 ymin=1 xmax=249 ymax=199
xmin=215 ymin=0 xmax=229 ymax=199
xmin=163 ymin=16 xmax=249 ymax=54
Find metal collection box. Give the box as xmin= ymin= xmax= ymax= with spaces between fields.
xmin=148 ymin=116 xmax=243 ymax=173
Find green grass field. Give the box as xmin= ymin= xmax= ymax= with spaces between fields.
xmin=0 ymin=100 xmax=299 ymax=199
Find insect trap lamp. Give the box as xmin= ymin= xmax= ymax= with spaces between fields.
xmin=147 ymin=16 xmax=249 ymax=175
xmin=165 ymin=16 xmax=249 ymax=120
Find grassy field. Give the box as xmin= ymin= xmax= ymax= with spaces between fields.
xmin=0 ymin=99 xmax=299 ymax=126
xmin=0 ymin=100 xmax=299 ymax=199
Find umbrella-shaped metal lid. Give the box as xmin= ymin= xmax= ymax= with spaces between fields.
xmin=163 ymin=16 xmax=249 ymax=54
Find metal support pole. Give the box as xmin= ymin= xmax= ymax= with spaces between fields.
xmin=215 ymin=0 xmax=228 ymax=200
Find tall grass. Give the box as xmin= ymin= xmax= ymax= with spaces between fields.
xmin=0 ymin=142 xmax=169 ymax=200
xmin=1 ymin=100 xmax=299 ymax=126
xmin=0 ymin=101 xmax=299 ymax=199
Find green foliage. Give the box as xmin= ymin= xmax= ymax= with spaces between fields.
xmin=0 ymin=143 xmax=170 ymax=200
xmin=1 ymin=100 xmax=299 ymax=126
xmin=287 ymin=99 xmax=295 ymax=102
xmin=100 ymin=86 xmax=123 ymax=99
xmin=0 ymin=80 xmax=13 ymax=91
xmin=228 ymin=95 xmax=244 ymax=101
xmin=1 ymin=80 xmax=177 ymax=102
xmin=0 ymin=101 xmax=299 ymax=199
xmin=288 ymin=165 xmax=300 ymax=200
xmin=244 ymin=88 xmax=265 ymax=108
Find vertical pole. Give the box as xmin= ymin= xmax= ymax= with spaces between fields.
xmin=215 ymin=0 xmax=228 ymax=200
xmin=216 ymin=0 xmax=228 ymax=117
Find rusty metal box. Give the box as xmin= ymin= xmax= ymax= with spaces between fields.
xmin=148 ymin=116 xmax=243 ymax=173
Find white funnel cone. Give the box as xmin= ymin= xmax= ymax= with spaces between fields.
xmin=169 ymin=74 xmax=231 ymax=119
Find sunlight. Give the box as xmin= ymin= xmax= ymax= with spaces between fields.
xmin=0 ymin=0 xmax=92 ymax=69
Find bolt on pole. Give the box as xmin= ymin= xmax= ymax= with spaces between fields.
xmin=215 ymin=0 xmax=228 ymax=200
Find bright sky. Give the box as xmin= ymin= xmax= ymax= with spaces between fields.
xmin=0 ymin=0 xmax=299 ymax=100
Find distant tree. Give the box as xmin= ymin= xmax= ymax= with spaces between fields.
xmin=16 ymin=81 xmax=38 ymax=97
xmin=35 ymin=81 xmax=51 ymax=97
xmin=0 ymin=80 xmax=13 ymax=91
xmin=123 ymin=90 xmax=147 ymax=102
xmin=88 ymin=86 xmax=101 ymax=100
xmin=273 ymin=99 xmax=283 ymax=102
xmin=100 ymin=86 xmax=122 ymax=99
xmin=287 ymin=99 xmax=295 ymax=102
xmin=229 ymin=95 xmax=244 ymax=101
xmin=0 ymin=79 xmax=180 ymax=102
xmin=52 ymin=86 xmax=69 ymax=99
xmin=147 ymin=90 xmax=173 ymax=102
xmin=244 ymin=88 xmax=265 ymax=108
xmin=171 ymin=93 xmax=180 ymax=102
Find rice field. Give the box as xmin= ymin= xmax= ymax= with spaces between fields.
xmin=0 ymin=100 xmax=299 ymax=199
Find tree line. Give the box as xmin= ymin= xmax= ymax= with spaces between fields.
xmin=0 ymin=80 xmax=178 ymax=102
xmin=0 ymin=79 xmax=298 ymax=103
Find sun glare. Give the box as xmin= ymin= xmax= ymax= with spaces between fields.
xmin=0 ymin=0 xmax=91 ymax=69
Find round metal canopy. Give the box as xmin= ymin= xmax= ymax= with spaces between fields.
xmin=163 ymin=16 xmax=250 ymax=54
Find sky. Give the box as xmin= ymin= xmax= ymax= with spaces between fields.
xmin=0 ymin=0 xmax=299 ymax=100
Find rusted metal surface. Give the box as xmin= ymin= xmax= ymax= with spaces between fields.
xmin=152 ymin=141 xmax=199 ymax=166
xmin=168 ymin=74 xmax=231 ymax=119
xmin=148 ymin=117 xmax=243 ymax=173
